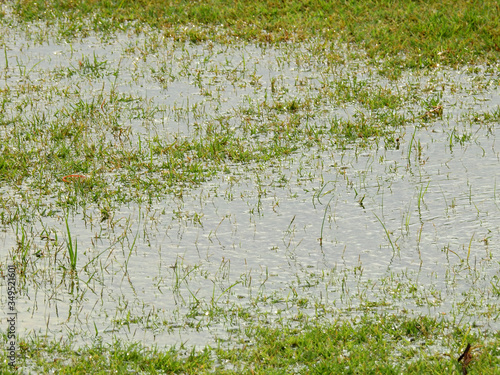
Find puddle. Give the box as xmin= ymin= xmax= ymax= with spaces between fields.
xmin=1 ymin=21 xmax=500 ymax=349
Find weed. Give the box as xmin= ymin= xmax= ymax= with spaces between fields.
xmin=65 ymin=214 xmax=78 ymax=270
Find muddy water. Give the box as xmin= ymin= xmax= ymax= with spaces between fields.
xmin=1 ymin=24 xmax=500 ymax=348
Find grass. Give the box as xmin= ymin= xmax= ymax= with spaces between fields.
xmin=0 ymin=38 xmax=416 ymax=224
xmin=7 ymin=0 xmax=500 ymax=70
xmin=0 ymin=314 xmax=499 ymax=374
xmin=1 ymin=0 xmax=500 ymax=373
xmin=65 ymin=214 xmax=78 ymax=271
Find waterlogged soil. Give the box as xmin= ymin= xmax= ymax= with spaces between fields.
xmin=1 ymin=22 xmax=500 ymax=349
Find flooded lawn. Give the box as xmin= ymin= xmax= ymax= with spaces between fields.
xmin=1 ymin=21 xmax=500 ymax=352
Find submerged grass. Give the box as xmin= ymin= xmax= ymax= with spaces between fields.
xmin=64 ymin=214 xmax=78 ymax=270
xmin=1 ymin=0 xmax=500 ymax=374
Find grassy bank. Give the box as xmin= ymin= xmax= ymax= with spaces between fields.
xmin=7 ymin=0 xmax=500 ymax=69
xmin=1 ymin=314 xmax=499 ymax=374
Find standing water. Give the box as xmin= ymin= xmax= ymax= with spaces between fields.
xmin=1 ymin=23 xmax=500 ymax=349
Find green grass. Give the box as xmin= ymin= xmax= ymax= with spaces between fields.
xmin=1 ymin=314 xmax=499 ymax=374
xmin=1 ymin=1 xmax=500 ymax=374
xmin=8 ymin=0 xmax=500 ymax=69
xmin=0 ymin=337 xmax=214 ymax=374
xmin=65 ymin=214 xmax=78 ymax=270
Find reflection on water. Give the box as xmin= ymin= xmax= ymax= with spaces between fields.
xmin=0 ymin=23 xmax=500 ymax=348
